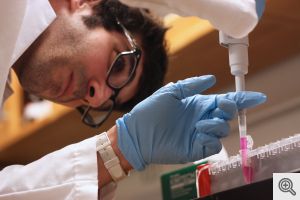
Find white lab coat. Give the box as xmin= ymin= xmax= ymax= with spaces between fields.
xmin=120 ymin=0 xmax=260 ymax=38
xmin=0 ymin=0 xmax=115 ymax=199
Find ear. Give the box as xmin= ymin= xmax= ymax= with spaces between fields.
xmin=69 ymin=0 xmax=101 ymax=12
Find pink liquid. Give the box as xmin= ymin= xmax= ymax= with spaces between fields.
xmin=242 ymin=165 xmax=253 ymax=184
xmin=240 ymin=137 xmax=253 ymax=184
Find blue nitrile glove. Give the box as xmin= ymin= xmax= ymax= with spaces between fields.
xmin=116 ymin=75 xmax=266 ymax=171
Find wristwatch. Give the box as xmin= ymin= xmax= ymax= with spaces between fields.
xmin=96 ymin=132 xmax=127 ymax=182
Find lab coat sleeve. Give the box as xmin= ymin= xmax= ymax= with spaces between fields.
xmin=0 ymin=136 xmax=114 ymax=200
xmin=120 ymin=0 xmax=261 ymax=38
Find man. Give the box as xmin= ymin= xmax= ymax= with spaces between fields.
xmin=0 ymin=0 xmax=266 ymax=199
xmin=11 ymin=0 xmax=168 ymax=111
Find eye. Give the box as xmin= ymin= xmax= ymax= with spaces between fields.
xmin=111 ymin=55 xmax=126 ymax=74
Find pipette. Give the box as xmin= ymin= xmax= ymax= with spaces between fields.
xmin=219 ymin=32 xmax=253 ymax=184
xmin=236 ymin=76 xmax=253 ymax=184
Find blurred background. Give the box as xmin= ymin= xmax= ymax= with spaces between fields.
xmin=1 ymin=0 xmax=300 ymax=199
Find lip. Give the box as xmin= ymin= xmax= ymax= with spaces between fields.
xmin=56 ymin=72 xmax=74 ymax=99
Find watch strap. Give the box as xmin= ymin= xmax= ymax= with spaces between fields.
xmin=96 ymin=132 xmax=126 ymax=182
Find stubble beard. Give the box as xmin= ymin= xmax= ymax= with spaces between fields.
xmin=18 ymin=15 xmax=89 ymax=103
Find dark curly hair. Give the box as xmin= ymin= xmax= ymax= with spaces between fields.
xmin=82 ymin=0 xmax=168 ymax=111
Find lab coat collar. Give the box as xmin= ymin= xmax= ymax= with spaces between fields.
xmin=0 ymin=0 xmax=56 ymax=110
xmin=10 ymin=0 xmax=57 ymax=67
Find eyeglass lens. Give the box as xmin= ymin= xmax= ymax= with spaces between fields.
xmin=108 ymin=53 xmax=138 ymax=89
xmin=82 ymin=99 xmax=114 ymax=126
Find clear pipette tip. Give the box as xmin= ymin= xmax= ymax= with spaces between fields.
xmin=236 ymin=75 xmax=253 ymax=184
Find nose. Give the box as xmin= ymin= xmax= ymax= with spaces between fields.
xmin=84 ymin=79 xmax=112 ymax=108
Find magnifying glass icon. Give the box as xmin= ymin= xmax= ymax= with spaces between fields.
xmin=278 ymin=178 xmax=296 ymax=196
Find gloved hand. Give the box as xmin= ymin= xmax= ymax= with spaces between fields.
xmin=116 ymin=75 xmax=266 ymax=170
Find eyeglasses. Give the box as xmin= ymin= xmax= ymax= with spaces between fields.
xmin=77 ymin=20 xmax=142 ymax=128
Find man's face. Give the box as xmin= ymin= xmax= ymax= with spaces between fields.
xmin=14 ymin=4 xmax=143 ymax=109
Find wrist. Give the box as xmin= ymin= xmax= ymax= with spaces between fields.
xmin=107 ymin=125 xmax=133 ymax=174
xmin=97 ymin=125 xmax=133 ymax=187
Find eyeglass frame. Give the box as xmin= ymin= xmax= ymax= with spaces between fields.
xmin=77 ymin=19 xmax=142 ymax=128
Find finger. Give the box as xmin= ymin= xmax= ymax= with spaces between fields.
xmin=218 ymin=91 xmax=267 ymax=110
xmin=190 ymin=133 xmax=222 ymax=161
xmin=211 ymin=98 xmax=237 ymax=120
xmin=158 ymin=75 xmax=216 ymax=100
xmin=195 ymin=118 xmax=230 ymax=138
